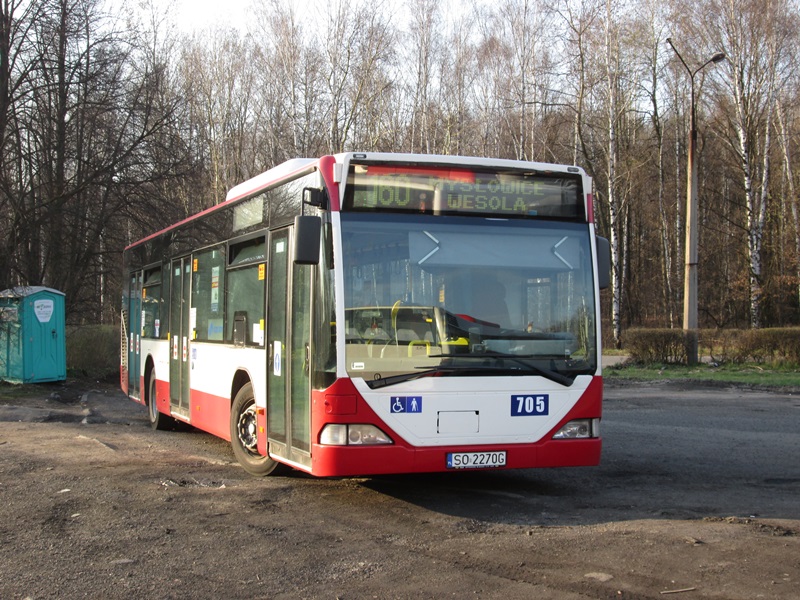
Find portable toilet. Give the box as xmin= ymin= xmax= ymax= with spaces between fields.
xmin=0 ymin=286 xmax=66 ymax=383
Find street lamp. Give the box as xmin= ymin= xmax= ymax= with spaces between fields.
xmin=666 ymin=38 xmax=725 ymax=366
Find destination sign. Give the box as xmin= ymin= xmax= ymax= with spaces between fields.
xmin=345 ymin=165 xmax=583 ymax=219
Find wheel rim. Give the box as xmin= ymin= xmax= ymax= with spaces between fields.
xmin=236 ymin=402 xmax=259 ymax=455
xmin=148 ymin=379 xmax=157 ymax=421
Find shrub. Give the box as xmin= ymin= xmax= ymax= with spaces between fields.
xmin=622 ymin=328 xmax=687 ymax=364
xmin=627 ymin=327 xmax=800 ymax=367
xmin=66 ymin=324 xmax=119 ymax=379
xmin=699 ymin=328 xmax=729 ymax=362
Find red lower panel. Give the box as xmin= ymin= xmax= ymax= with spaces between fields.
xmin=309 ymin=438 xmax=601 ymax=477
xmin=139 ymin=377 xmax=232 ymax=441
xmin=307 ymin=376 xmax=603 ymax=477
xmin=190 ymin=389 xmax=231 ymax=441
xmin=257 ymin=411 xmax=267 ymax=456
xmin=154 ymin=378 xmax=170 ymax=413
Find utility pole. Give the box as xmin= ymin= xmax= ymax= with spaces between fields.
xmin=666 ymin=38 xmax=725 ymax=366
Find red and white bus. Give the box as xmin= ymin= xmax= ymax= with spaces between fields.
xmin=121 ymin=152 xmax=610 ymax=476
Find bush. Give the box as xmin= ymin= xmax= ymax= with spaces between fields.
xmin=625 ymin=327 xmax=800 ymax=367
xmin=700 ymin=329 xmax=741 ymax=363
xmin=66 ymin=324 xmax=119 ymax=379
xmin=622 ymin=328 xmax=687 ymax=364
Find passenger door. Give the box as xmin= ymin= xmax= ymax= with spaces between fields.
xmin=169 ymin=257 xmax=192 ymax=420
xmin=267 ymin=228 xmax=312 ymax=468
xmin=127 ymin=272 xmax=142 ymax=398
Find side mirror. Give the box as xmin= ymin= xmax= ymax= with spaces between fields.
xmin=595 ymin=236 xmax=611 ymax=290
xmin=302 ymin=187 xmax=327 ymax=209
xmin=294 ymin=215 xmax=322 ymax=265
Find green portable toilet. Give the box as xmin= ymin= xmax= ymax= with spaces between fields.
xmin=0 ymin=286 xmax=66 ymax=383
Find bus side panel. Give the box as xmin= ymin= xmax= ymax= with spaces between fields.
xmin=310 ymin=376 xmax=602 ymax=477
xmin=140 ymin=340 xmax=170 ymax=408
xmin=191 ymin=388 xmax=232 ymax=441
xmin=187 ymin=344 xmax=267 ymax=442
xmin=155 ymin=376 xmax=170 ymax=415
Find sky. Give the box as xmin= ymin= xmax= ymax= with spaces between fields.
xmin=175 ymin=0 xmax=253 ymax=32
xmin=170 ymin=0 xmax=417 ymax=34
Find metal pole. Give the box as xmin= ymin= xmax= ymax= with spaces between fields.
xmin=666 ymin=39 xmax=725 ymax=366
xmin=684 ymin=75 xmax=699 ymax=365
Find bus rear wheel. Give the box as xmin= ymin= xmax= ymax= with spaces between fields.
xmin=230 ymin=383 xmax=282 ymax=476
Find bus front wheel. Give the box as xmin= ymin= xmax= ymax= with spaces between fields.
xmin=147 ymin=371 xmax=174 ymax=431
xmin=230 ymin=383 xmax=282 ymax=476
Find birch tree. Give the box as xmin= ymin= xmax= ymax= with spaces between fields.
xmin=320 ymin=0 xmax=394 ymax=152
xmin=180 ymin=29 xmax=257 ymax=204
xmin=777 ymin=98 xmax=800 ymax=310
xmin=601 ymin=0 xmax=625 ymax=347
xmin=686 ymin=0 xmax=798 ymax=327
xmin=635 ymin=1 xmax=676 ymax=326
xmin=438 ymin=13 xmax=476 ymax=156
xmin=406 ymin=0 xmax=440 ymax=153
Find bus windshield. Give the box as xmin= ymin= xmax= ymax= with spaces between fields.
xmin=340 ymin=214 xmax=598 ymax=388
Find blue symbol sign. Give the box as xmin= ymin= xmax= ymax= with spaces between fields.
xmin=391 ymin=396 xmax=423 ymax=414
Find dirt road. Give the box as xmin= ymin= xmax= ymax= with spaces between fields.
xmin=0 ymin=378 xmax=798 ymax=599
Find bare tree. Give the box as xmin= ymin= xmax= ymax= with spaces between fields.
xmin=440 ymin=12 xmax=480 ymax=156
xmin=179 ymin=29 xmax=258 ymax=204
xmin=0 ymin=0 xmax=192 ymax=322
xmin=406 ymin=0 xmax=440 ymax=153
xmin=252 ymin=0 xmax=326 ymax=161
xmin=633 ymin=0 xmax=677 ymax=326
xmin=777 ymin=96 xmax=800 ymax=311
xmin=682 ymin=0 xmax=798 ymax=327
xmin=600 ymin=0 xmax=625 ymax=347
xmin=319 ymin=0 xmax=395 ymax=152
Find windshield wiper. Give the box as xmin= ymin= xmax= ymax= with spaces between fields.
xmin=366 ymin=356 xmax=575 ymax=389
xmin=453 ymin=353 xmax=575 ymax=387
xmin=367 ymin=367 xmax=445 ymax=389
xmin=367 ymin=364 xmax=523 ymax=389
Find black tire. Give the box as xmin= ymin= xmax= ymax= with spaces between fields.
xmin=230 ymin=383 xmax=282 ymax=476
xmin=147 ymin=370 xmax=174 ymax=431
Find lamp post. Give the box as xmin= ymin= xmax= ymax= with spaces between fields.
xmin=666 ymin=38 xmax=725 ymax=366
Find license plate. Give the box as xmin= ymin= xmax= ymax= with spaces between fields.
xmin=446 ymin=451 xmax=507 ymax=469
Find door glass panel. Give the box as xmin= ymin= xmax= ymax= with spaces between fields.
xmin=128 ymin=272 xmax=142 ymax=396
xmin=169 ymin=258 xmax=191 ymax=411
xmin=169 ymin=262 xmax=181 ymax=403
xmin=267 ymin=232 xmax=288 ymax=443
xmin=169 ymin=261 xmax=182 ymax=403
xmin=291 ymin=262 xmax=311 ymax=452
xmin=181 ymin=261 xmax=191 ymax=410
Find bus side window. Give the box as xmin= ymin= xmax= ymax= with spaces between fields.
xmin=192 ymin=246 xmax=226 ymax=342
xmin=142 ymin=266 xmax=162 ymax=339
xmin=227 ymin=235 xmax=266 ymax=346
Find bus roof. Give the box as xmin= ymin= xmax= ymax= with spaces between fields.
xmin=126 ymin=158 xmax=321 ymax=251
xmin=333 ymin=152 xmax=588 ymax=177
xmin=225 ymin=158 xmax=319 ymax=203
xmin=126 ymin=153 xmax=591 ymax=251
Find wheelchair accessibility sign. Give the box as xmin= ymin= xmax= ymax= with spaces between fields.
xmin=391 ymin=396 xmax=423 ymax=414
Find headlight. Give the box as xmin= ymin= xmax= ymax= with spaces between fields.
xmin=552 ymin=418 xmax=600 ymax=439
xmin=320 ymin=424 xmax=393 ymax=445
